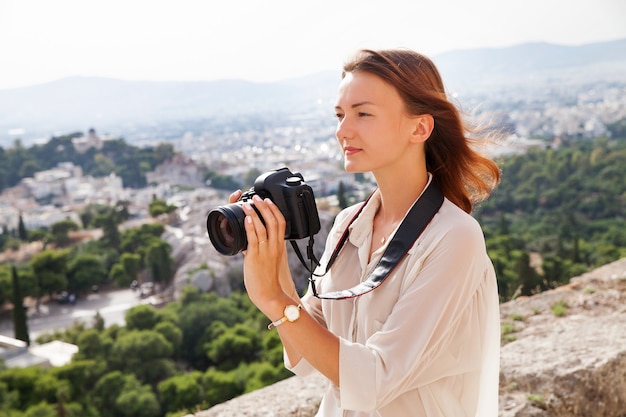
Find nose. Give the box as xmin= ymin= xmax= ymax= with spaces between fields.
xmin=335 ymin=117 xmax=353 ymax=141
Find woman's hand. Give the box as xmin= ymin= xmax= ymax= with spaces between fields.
xmin=231 ymin=191 xmax=339 ymax=386
xmin=241 ymin=194 xmax=290 ymax=312
xmin=228 ymin=190 xmax=297 ymax=302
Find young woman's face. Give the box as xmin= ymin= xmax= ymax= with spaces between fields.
xmin=334 ymin=71 xmax=420 ymax=174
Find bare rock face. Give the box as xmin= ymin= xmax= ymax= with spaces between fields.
xmin=191 ymin=258 xmax=626 ymax=417
xmin=193 ymin=373 xmax=326 ymax=417
xmin=499 ymin=258 xmax=626 ymax=417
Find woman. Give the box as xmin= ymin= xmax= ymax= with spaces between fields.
xmin=232 ymin=49 xmax=502 ymax=416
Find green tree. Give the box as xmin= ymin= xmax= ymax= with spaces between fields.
xmin=517 ymin=251 xmax=541 ymax=296
xmin=92 ymin=210 xmax=122 ymax=251
xmin=67 ymin=254 xmax=106 ymax=293
xmin=241 ymin=361 xmax=284 ymax=392
xmin=145 ymin=241 xmax=172 ymax=285
xmin=0 ymin=379 xmax=20 ymax=412
xmin=157 ymin=372 xmax=203 ymax=415
xmin=92 ymin=311 xmax=106 ymax=331
xmin=93 ymin=371 xmax=127 ymax=414
xmin=206 ymin=323 xmax=260 ymax=370
xmin=17 ymin=213 xmax=28 ymax=241
xmin=49 ymin=220 xmax=79 ymax=247
xmin=0 ymin=264 xmax=14 ymax=306
xmin=109 ymin=263 xmax=128 ymax=287
xmin=337 ymin=181 xmax=348 ymax=209
xmin=148 ymin=198 xmax=177 ymax=217
xmin=30 ymin=249 xmax=70 ymax=308
xmin=202 ymin=368 xmax=242 ymax=407
xmin=109 ymin=330 xmax=175 ymax=385
xmin=92 ymin=153 xmax=116 ymax=176
xmin=119 ymin=223 xmax=164 ymax=255
xmin=23 ymin=402 xmax=58 ymax=417
xmin=11 ymin=266 xmax=30 ymax=346
xmin=74 ymin=329 xmax=112 ymax=361
xmin=94 ymin=371 xmax=159 ymax=417
xmin=18 ymin=159 xmax=41 ymax=180
xmin=154 ymin=321 xmax=183 ymax=359
xmin=0 ymin=366 xmax=46 ymax=410
xmin=125 ymin=305 xmax=161 ymax=331
xmin=52 ymin=359 xmax=106 ymax=402
xmin=115 ymin=384 xmax=160 ymax=417
xmin=205 ymin=171 xmax=240 ymax=190
xmin=121 ymin=253 xmax=141 ymax=278
xmin=606 ymin=117 xmax=626 ymax=138
xmin=177 ymin=292 xmax=246 ymax=369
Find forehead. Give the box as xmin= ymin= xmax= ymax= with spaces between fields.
xmin=335 ymin=71 xmax=402 ymax=107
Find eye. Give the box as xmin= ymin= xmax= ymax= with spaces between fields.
xmin=335 ymin=112 xmax=344 ymax=121
xmin=358 ymin=112 xmax=371 ymax=117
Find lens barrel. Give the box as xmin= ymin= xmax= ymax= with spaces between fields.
xmin=206 ymin=204 xmax=248 ymax=255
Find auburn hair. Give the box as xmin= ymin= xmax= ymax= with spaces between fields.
xmin=342 ymin=49 xmax=501 ymax=213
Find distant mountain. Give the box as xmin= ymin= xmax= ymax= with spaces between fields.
xmin=0 ymin=76 xmax=335 ymax=144
xmin=433 ymin=38 xmax=626 ymax=91
xmin=1 ymin=38 xmax=625 ymax=145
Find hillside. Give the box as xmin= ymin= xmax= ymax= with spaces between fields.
xmin=193 ymin=257 xmax=626 ymax=417
xmin=434 ymin=38 xmax=626 ymax=91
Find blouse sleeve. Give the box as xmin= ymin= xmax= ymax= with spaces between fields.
xmin=338 ymin=214 xmax=499 ymax=412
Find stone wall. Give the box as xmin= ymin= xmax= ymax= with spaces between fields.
xmin=192 ymin=257 xmax=626 ymax=417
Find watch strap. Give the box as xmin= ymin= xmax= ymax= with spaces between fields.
xmin=267 ymin=304 xmax=302 ymax=330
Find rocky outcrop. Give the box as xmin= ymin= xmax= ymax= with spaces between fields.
xmin=498 ymin=257 xmax=626 ymax=417
xmin=190 ymin=257 xmax=626 ymax=417
xmin=195 ymin=373 xmax=326 ymax=417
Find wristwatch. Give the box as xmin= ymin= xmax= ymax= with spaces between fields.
xmin=267 ymin=304 xmax=302 ymax=330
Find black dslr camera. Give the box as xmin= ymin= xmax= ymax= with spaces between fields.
xmin=207 ymin=167 xmax=321 ymax=256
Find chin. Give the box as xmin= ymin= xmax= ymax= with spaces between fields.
xmin=344 ymin=160 xmax=361 ymax=172
xmin=344 ymin=162 xmax=370 ymax=174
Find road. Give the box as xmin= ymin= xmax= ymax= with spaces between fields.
xmin=0 ymin=288 xmax=150 ymax=342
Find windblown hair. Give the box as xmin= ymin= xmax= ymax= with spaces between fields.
xmin=342 ymin=49 xmax=501 ymax=213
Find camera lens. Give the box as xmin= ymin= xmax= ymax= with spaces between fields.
xmin=207 ymin=204 xmax=247 ymax=255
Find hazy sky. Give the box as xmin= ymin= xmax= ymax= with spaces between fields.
xmin=1 ymin=0 xmax=625 ymax=90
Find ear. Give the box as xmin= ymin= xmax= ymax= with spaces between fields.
xmin=409 ymin=114 xmax=434 ymax=143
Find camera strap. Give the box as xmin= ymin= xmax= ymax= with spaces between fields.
xmin=297 ymin=179 xmax=444 ymax=300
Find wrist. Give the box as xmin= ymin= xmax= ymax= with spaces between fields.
xmin=267 ymin=303 xmax=302 ymax=330
xmin=263 ymin=294 xmax=301 ymax=329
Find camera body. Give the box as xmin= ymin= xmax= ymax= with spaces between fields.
xmin=207 ymin=167 xmax=321 ymax=256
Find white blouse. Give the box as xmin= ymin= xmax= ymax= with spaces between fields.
xmin=287 ymin=184 xmax=500 ymax=417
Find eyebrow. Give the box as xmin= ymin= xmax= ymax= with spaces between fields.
xmin=334 ymin=101 xmax=375 ymax=111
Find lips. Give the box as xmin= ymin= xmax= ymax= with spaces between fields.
xmin=343 ymin=146 xmax=362 ymax=156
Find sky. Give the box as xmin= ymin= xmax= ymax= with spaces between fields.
xmin=1 ymin=0 xmax=625 ymax=90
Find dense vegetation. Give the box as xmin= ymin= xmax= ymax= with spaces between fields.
xmin=0 ymin=203 xmax=174 ymax=308
xmin=0 ymin=133 xmax=176 ymax=191
xmin=0 ymin=289 xmax=288 ymax=417
xmin=476 ymin=136 xmax=626 ymax=300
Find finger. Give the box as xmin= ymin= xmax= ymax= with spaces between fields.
xmin=243 ymin=202 xmax=268 ymax=247
xmin=242 ymin=213 xmax=260 ymax=256
xmin=228 ymin=190 xmax=242 ymax=204
xmin=263 ymin=198 xmax=287 ymax=243
xmin=250 ymin=196 xmax=282 ymax=243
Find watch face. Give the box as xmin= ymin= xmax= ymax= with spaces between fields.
xmin=285 ymin=305 xmax=300 ymax=321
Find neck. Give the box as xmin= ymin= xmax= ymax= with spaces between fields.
xmin=374 ymin=169 xmax=429 ymax=223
